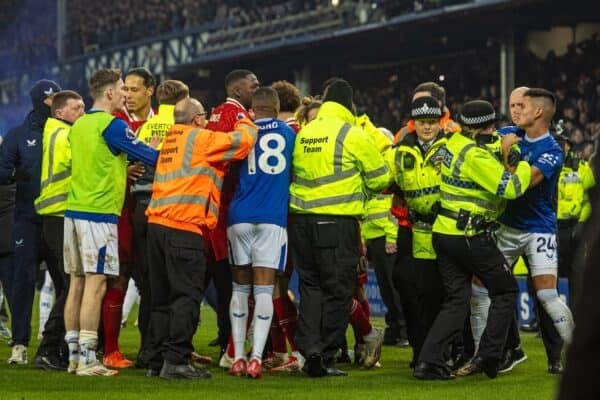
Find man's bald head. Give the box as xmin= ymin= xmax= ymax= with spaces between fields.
xmin=509 ymin=86 xmax=529 ymax=125
xmin=174 ymin=98 xmax=205 ymax=125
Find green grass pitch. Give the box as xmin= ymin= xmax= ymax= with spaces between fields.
xmin=0 ymin=302 xmax=559 ymax=400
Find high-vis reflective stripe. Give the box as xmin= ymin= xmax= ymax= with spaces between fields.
xmin=149 ymin=194 xmax=219 ymax=216
xmin=40 ymin=128 xmax=71 ymax=189
xmin=293 ymin=168 xmax=358 ymax=187
xmin=365 ymin=165 xmax=389 ymax=180
xmin=364 ymin=211 xmax=390 ymax=221
xmin=442 ymin=175 xmax=482 ymax=190
xmin=403 ymin=186 xmax=440 ymax=198
xmin=35 ymin=193 xmax=68 ymax=211
xmin=451 ymin=143 xmax=475 ymax=178
xmin=333 ymin=124 xmax=352 ymax=169
xmin=440 ymin=191 xmax=497 ymax=211
xmin=293 ymin=124 xmax=357 ymax=187
xmin=289 ymin=192 xmax=364 ymax=210
xmin=154 ymin=129 xmax=224 ymax=187
xmin=495 ymin=170 xmax=523 ymax=197
xmin=223 ymin=131 xmax=242 ymax=161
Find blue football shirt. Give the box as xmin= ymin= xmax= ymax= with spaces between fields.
xmin=500 ymin=131 xmax=563 ymax=233
xmin=228 ymin=118 xmax=295 ymax=227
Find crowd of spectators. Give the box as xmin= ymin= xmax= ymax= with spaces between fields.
xmin=0 ymin=0 xmax=56 ymax=76
xmin=352 ymin=35 xmax=600 ymax=160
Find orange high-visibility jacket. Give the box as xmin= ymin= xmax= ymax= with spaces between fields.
xmin=146 ymin=118 xmax=257 ymax=234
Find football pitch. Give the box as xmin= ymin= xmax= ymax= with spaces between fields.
xmin=0 ymin=303 xmax=559 ymax=400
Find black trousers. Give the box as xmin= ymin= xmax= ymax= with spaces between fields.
xmin=392 ymin=226 xmax=421 ymax=362
xmin=37 ymin=216 xmax=69 ymax=356
xmin=557 ymin=224 xmax=578 ymax=306
xmin=414 ymin=257 xmax=445 ymax=359
xmin=290 ymin=214 xmax=359 ymax=364
xmin=419 ymin=233 xmax=518 ymax=367
xmin=146 ymin=223 xmax=206 ymax=368
xmin=10 ymin=217 xmax=57 ymax=346
xmin=131 ymin=198 xmax=151 ymax=354
xmin=204 ymin=258 xmax=232 ymax=352
xmin=366 ymin=236 xmax=405 ymax=335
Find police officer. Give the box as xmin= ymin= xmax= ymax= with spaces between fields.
xmin=391 ymin=96 xmax=447 ymax=366
xmin=414 ymin=100 xmax=531 ymax=380
xmin=554 ymin=126 xmax=595 ymax=307
xmin=289 ymin=79 xmax=390 ymax=377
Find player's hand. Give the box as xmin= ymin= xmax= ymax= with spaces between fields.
xmin=149 ymin=135 xmax=161 ymax=149
xmin=127 ymin=163 xmax=145 ymax=181
xmin=384 ymin=242 xmax=397 ymax=254
xmin=356 ymin=255 xmax=368 ymax=276
xmin=501 ymin=133 xmax=521 ymax=155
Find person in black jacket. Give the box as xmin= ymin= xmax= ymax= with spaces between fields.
xmin=0 ymin=79 xmax=61 ymax=365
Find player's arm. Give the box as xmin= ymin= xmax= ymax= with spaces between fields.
xmin=466 ymin=147 xmax=531 ymax=199
xmin=0 ymin=128 xmax=22 ymax=184
xmin=102 ymin=118 xmax=158 ymax=167
xmin=529 ymin=166 xmax=545 ymax=188
xmin=528 ymin=148 xmax=563 ymax=189
xmin=204 ymin=118 xmax=258 ymax=163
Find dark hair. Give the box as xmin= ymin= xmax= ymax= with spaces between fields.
xmin=524 ymin=88 xmax=556 ymax=105
xmin=225 ymin=69 xmax=254 ymax=91
xmin=413 ymin=81 xmax=446 ymax=108
xmin=271 ymin=80 xmax=301 ymax=112
xmin=51 ymin=90 xmax=82 ymax=116
xmin=126 ymin=67 xmax=156 ymax=88
xmin=321 ymin=76 xmax=344 ymax=95
xmin=89 ymin=68 xmax=121 ymax=99
xmin=156 ymin=80 xmax=189 ymax=105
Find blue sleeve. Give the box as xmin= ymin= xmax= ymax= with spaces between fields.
xmin=532 ymin=146 xmax=563 ymax=180
xmin=0 ymin=128 xmax=19 ymax=184
xmin=102 ymin=119 xmax=158 ymax=167
xmin=497 ymin=125 xmax=525 ymax=137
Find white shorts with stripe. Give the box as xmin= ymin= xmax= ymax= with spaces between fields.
xmin=227 ymin=223 xmax=287 ymax=271
xmin=63 ymin=217 xmax=119 ymax=277
xmin=496 ymin=224 xmax=558 ymax=277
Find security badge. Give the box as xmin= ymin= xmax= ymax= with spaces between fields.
xmin=442 ymin=148 xmax=453 ymax=168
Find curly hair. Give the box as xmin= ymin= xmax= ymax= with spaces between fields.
xmin=271 ymin=80 xmax=301 ymax=113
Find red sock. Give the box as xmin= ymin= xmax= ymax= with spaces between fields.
xmin=359 ymin=299 xmax=371 ymax=319
xmin=102 ymin=287 xmax=125 ymax=356
xmin=349 ymin=298 xmax=372 ymax=338
xmin=275 ymin=295 xmax=299 ymax=351
xmin=270 ymin=315 xmax=287 ymax=354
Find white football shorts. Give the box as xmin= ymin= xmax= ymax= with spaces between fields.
xmin=496 ymin=224 xmax=558 ymax=277
xmin=227 ymin=223 xmax=287 ymax=270
xmin=63 ymin=217 xmax=119 ymax=277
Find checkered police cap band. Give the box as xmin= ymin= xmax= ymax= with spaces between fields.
xmin=411 ymin=96 xmax=442 ymax=119
xmin=460 ymin=112 xmax=496 ymax=126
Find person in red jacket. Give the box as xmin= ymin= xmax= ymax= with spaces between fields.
xmin=204 ymin=69 xmax=259 ymax=363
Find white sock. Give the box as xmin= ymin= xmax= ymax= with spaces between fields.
xmin=251 ymin=285 xmax=274 ymax=362
xmin=364 ymin=328 xmax=378 ymax=342
xmin=470 ymin=283 xmax=490 ymax=351
xmin=537 ymin=288 xmax=574 ymax=344
xmin=230 ymin=283 xmax=251 ymax=361
xmin=122 ymin=278 xmax=139 ymax=324
xmin=39 ymin=271 xmax=55 ymax=336
xmin=79 ymin=330 xmax=98 ymax=367
xmin=65 ymin=330 xmax=79 ymax=365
